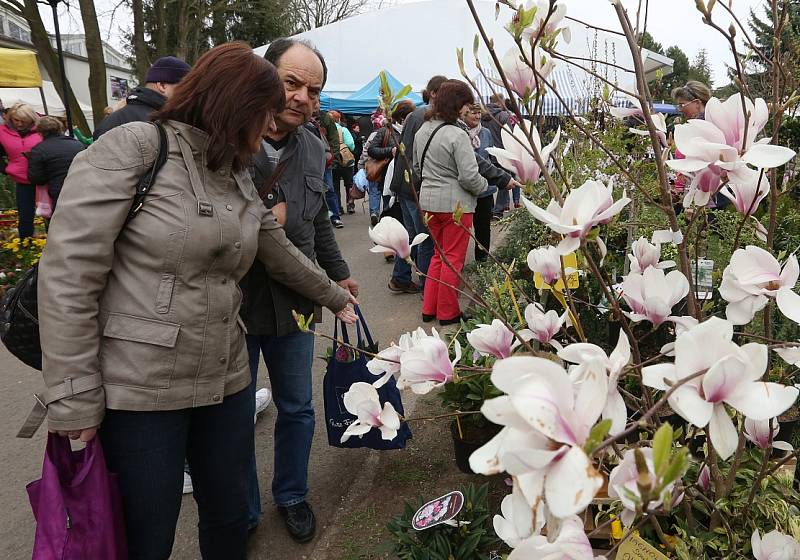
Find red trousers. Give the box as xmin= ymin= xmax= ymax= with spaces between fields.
xmin=422 ymin=212 xmax=474 ymax=321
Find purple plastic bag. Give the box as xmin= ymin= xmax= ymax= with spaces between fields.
xmin=27 ymin=433 xmax=127 ymax=560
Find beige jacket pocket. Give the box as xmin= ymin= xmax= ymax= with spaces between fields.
xmin=100 ymin=313 xmax=181 ymax=389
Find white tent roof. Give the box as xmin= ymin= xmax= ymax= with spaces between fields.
xmin=256 ymin=0 xmax=672 ymax=105
xmin=1 ymin=81 xmax=94 ymax=124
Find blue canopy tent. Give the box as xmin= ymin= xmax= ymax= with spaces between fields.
xmin=320 ymin=71 xmax=423 ymax=114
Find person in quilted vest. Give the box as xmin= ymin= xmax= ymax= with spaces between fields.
xmin=0 ymin=102 xmax=43 ymax=238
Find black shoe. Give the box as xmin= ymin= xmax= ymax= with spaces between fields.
xmin=332 ymin=219 xmax=344 ymax=229
xmin=370 ymin=213 xmax=379 ymax=227
xmin=347 ymin=203 xmax=356 ymax=214
xmin=277 ymin=501 xmax=316 ymax=543
xmin=422 ymin=314 xmax=435 ymax=323
xmin=439 ymin=315 xmax=467 ymax=326
xmin=388 ymin=279 xmax=420 ymax=294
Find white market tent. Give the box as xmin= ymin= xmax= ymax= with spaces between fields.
xmin=1 ymin=80 xmax=94 ymax=126
xmin=255 ymin=0 xmax=673 ymax=116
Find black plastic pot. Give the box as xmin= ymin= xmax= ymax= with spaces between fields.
xmin=450 ymin=421 xmax=495 ymax=474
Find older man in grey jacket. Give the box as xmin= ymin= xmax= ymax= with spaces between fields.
xmin=238 ymin=38 xmax=358 ymax=543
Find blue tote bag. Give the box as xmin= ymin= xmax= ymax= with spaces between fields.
xmin=323 ymin=307 xmax=412 ymax=449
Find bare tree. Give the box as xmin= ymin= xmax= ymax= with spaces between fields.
xmin=131 ymin=0 xmax=149 ymax=83
xmin=77 ymin=0 xmax=108 ymax=123
xmin=288 ymin=0 xmax=372 ymax=31
xmin=0 ymin=0 xmax=91 ymax=133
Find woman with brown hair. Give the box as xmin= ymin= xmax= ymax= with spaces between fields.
xmin=413 ymin=80 xmax=489 ymax=324
xmin=35 ymin=42 xmax=355 ymax=559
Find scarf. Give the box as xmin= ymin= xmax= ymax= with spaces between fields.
xmin=457 ymin=119 xmax=482 ymax=149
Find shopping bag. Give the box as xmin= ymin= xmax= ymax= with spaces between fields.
xmin=323 ymin=306 xmax=412 ymax=450
xmin=34 ymin=185 xmax=53 ymax=219
xmin=353 ymin=168 xmax=369 ymax=192
xmin=28 ymin=434 xmax=128 ymax=559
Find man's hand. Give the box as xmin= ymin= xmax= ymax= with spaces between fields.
xmin=506 ymin=178 xmax=524 ymax=191
xmin=335 ymin=304 xmax=358 ymax=324
xmin=338 ymin=277 xmax=359 ymax=298
xmin=50 ymin=427 xmax=98 ymax=442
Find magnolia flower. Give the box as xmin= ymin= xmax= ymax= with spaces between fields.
xmin=697 ymin=464 xmax=711 ymax=493
xmin=668 ymin=95 xmax=795 ymax=176
xmin=721 ymin=166 xmax=770 ymax=217
xmin=752 ymin=529 xmax=800 ymax=560
xmin=493 ymin=481 xmax=545 ymax=549
xmin=521 ymin=179 xmax=631 ymax=254
xmin=621 ymin=267 xmax=689 ymax=326
xmin=642 ymin=317 xmax=799 ymax=459
xmin=397 ymin=333 xmax=461 ymax=394
xmin=487 ymin=126 xmax=560 ymax=185
xmin=628 ymin=236 xmax=675 ymax=274
xmin=520 ymin=0 xmax=571 ymax=45
xmin=559 ymin=331 xmax=631 ymax=435
xmin=775 ymin=344 xmax=800 ymax=366
xmin=527 ymin=245 xmax=564 ymax=285
xmin=508 ymin=515 xmax=594 ymax=559
xmin=682 ymin=165 xmax=724 ymax=208
xmin=496 ymin=46 xmax=556 ymax=99
xmin=340 ymin=382 xmax=401 ymax=443
xmin=467 ymin=319 xmax=515 ymax=359
xmin=608 ymin=448 xmax=681 ymax=526
xmin=366 ymin=329 xmax=428 ymax=387
xmin=609 ymin=95 xmax=667 ymax=146
xmin=744 ymin=417 xmax=793 ymax=452
xmin=519 ymin=302 xmax=567 ymax=346
xmin=470 ymin=357 xmax=606 ymax=517
xmin=368 ymin=216 xmax=427 ymax=260
xmin=719 ymin=246 xmax=800 ymax=325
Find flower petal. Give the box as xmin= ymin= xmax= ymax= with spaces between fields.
xmin=709 ymin=404 xmax=739 ymax=460
xmin=741 ymin=144 xmax=796 ymax=169
xmin=544 ymin=447 xmax=603 ymax=518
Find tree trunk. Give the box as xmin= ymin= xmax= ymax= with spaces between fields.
xmin=175 ymin=0 xmax=191 ymax=60
xmin=77 ymin=0 xmax=108 ymax=124
xmin=153 ymin=0 xmax=169 ymax=57
xmin=131 ymin=0 xmax=148 ymax=83
xmin=17 ymin=0 xmax=91 ymax=134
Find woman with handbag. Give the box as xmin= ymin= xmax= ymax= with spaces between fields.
xmin=35 ymin=43 xmax=356 ymax=560
xmin=413 ymin=80 xmax=489 ymax=325
xmin=26 ymin=116 xmax=85 ymax=211
xmin=0 ymin=102 xmax=43 ymax=239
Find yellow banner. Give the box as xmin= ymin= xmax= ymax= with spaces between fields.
xmin=0 ymin=48 xmax=42 ymax=88
xmin=533 ymin=252 xmax=580 ymax=292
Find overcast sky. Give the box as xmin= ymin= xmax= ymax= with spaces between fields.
xmin=40 ymin=0 xmax=767 ymax=87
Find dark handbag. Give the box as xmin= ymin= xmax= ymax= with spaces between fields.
xmin=365 ymin=127 xmax=391 ymax=182
xmin=323 ymin=307 xmax=412 ymax=450
xmin=28 ymin=434 xmax=128 ymax=559
xmin=0 ymin=123 xmax=169 ymax=371
xmin=348 ymin=184 xmax=366 ymax=200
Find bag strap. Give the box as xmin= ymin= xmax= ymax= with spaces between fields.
xmin=419 ymin=123 xmax=450 ymax=184
xmin=17 ymin=373 xmax=103 ymax=438
xmin=381 ymin=126 xmax=390 ymax=148
xmin=354 ymin=306 xmax=374 ymax=348
xmin=257 ymin=159 xmax=290 ymax=205
xmin=126 ymin=122 xmax=168 ymax=223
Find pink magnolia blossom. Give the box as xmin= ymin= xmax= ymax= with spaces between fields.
xmin=507 ymin=515 xmax=594 ymax=560
xmin=496 ymin=46 xmax=556 ymax=99
xmin=721 ymin=166 xmax=770 ymax=216
xmin=744 ymin=417 xmax=793 ymax=452
xmin=397 ymin=332 xmax=461 ymax=394
xmin=558 ymin=331 xmax=631 ymax=435
xmin=469 ymin=357 xmax=606 ymax=518
xmin=487 ymin=126 xmax=560 ymax=185
xmin=340 ymin=382 xmax=401 ymax=443
xmin=697 ymin=465 xmax=711 ymax=493
xmin=608 ymin=448 xmax=682 ymax=526
xmin=628 ymin=237 xmax=675 ymax=274
xmin=467 ymin=319 xmax=515 ymax=359
xmin=519 ymin=302 xmax=567 ymax=346
xmin=621 ymin=267 xmax=689 ymax=326
xmin=368 ymin=216 xmax=427 ymax=260
xmin=521 ymin=179 xmax=631 ymax=255
xmin=366 ymin=328 xmax=426 ymax=387
xmin=527 ymin=245 xmax=564 ymax=285
xmin=520 ymin=0 xmax=571 ymax=45
xmin=719 ymin=246 xmax=800 ymax=325
xmin=752 ymin=529 xmax=800 ymax=560
xmin=643 ymin=317 xmax=798 ymax=460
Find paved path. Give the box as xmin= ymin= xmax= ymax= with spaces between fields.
xmin=0 ymin=209 xmax=427 ymax=559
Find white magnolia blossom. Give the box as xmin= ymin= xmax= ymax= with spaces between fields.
xmin=752 ymin=529 xmax=800 ymax=560
xmin=608 ymin=448 xmax=681 ymax=526
xmin=719 ymin=246 xmax=800 ymax=325
xmin=519 ymin=302 xmax=567 ymax=347
xmin=775 ymin=344 xmax=800 ymax=366
xmin=493 ymin=481 xmax=545 ymax=549
xmin=621 ymin=267 xmax=689 ymax=326
xmin=520 ymin=0 xmax=571 ymax=45
xmin=340 ymin=382 xmax=401 ymax=443
xmin=470 ymin=357 xmax=606 ymax=518
xmin=642 ymin=317 xmax=799 ymax=460
xmin=488 ymin=126 xmax=560 ymax=185
xmin=467 ymin=319 xmax=515 ymax=359
xmin=558 ymin=331 xmax=631 ymax=435
xmin=628 ymin=236 xmax=675 ymax=274
xmin=527 ymin=245 xmax=565 ymax=285
xmin=368 ymin=216 xmax=428 ymax=260
xmin=744 ymin=417 xmax=793 ymax=452
xmin=521 ymin=179 xmax=631 ymax=255
xmin=397 ymin=331 xmax=461 ymax=395
xmin=508 ymin=515 xmax=595 ymax=559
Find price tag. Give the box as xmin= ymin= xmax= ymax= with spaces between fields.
xmin=616 ymin=533 xmax=671 ymax=560
xmin=411 ymin=490 xmax=464 ymax=531
xmin=534 ymin=252 xmax=580 ymax=292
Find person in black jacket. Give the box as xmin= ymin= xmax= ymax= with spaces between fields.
xmin=92 ymin=56 xmax=191 ymax=140
xmin=26 ymin=116 xmax=84 ymax=209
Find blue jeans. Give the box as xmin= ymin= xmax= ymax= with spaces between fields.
xmin=492 ymin=186 xmax=521 ymax=215
xmin=323 ymin=167 xmax=341 ymax=220
xmin=246 ymin=329 xmax=316 ymax=516
xmin=368 ymin=180 xmax=382 ymax=216
xmin=100 ymin=387 xmax=253 ymax=560
xmin=391 ymin=197 xmax=433 ymax=287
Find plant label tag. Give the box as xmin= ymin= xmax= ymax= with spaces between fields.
xmin=616 ymin=533 xmax=671 ymax=560
xmin=411 ymin=490 xmax=464 ymax=531
xmin=534 ymin=252 xmax=580 ymax=292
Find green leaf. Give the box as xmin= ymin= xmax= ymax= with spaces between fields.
xmin=652 ymin=423 xmax=673 ymax=478
xmin=661 ymin=447 xmax=690 ymax=489
xmin=394 ymin=85 xmax=413 ymax=102
xmin=473 ymin=34 xmax=479 ymax=58
xmin=379 ymin=71 xmax=392 ymax=104
xmin=583 ymin=418 xmax=612 ymax=454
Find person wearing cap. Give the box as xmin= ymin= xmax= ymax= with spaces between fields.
xmin=93 ymin=56 xmax=191 ymax=140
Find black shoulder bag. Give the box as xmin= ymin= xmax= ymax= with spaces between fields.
xmin=0 ymin=123 xmax=169 ymax=371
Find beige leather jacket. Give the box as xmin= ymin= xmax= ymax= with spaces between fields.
xmin=31 ymin=121 xmax=350 ymax=434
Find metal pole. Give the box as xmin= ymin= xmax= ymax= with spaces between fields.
xmin=48 ymin=0 xmax=73 ymax=137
